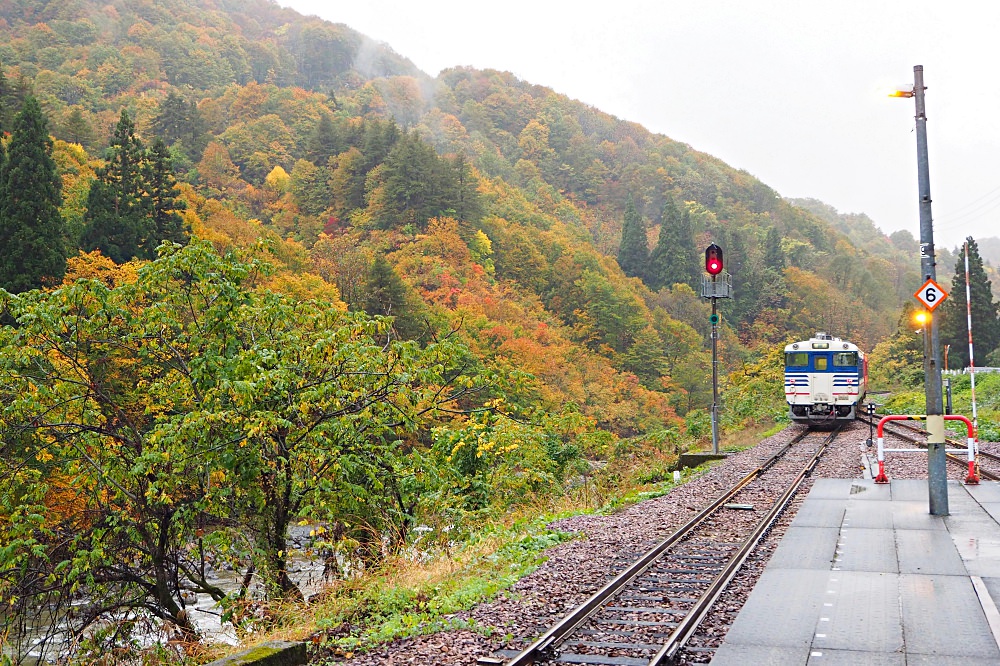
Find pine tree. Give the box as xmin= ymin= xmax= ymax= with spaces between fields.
xmin=63 ymin=106 xmax=95 ymax=147
xmin=306 ymin=113 xmax=340 ymax=166
xmin=938 ymin=237 xmax=1000 ymax=368
xmin=616 ymin=194 xmax=647 ymax=279
xmin=0 ymin=97 xmax=66 ymax=292
xmin=645 ymin=197 xmax=696 ymax=290
xmin=81 ymin=110 xmax=149 ymax=263
xmin=364 ymin=255 xmax=424 ymax=340
xmin=152 ymin=93 xmax=209 ymax=161
xmin=0 ymin=67 xmax=14 ymax=130
xmin=763 ymin=225 xmax=785 ymax=271
xmin=152 ymin=92 xmax=188 ymax=145
xmin=144 ymin=137 xmax=188 ymax=255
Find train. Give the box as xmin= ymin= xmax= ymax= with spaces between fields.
xmin=784 ymin=332 xmax=867 ymax=424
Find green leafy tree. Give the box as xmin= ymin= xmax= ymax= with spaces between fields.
xmin=616 ymin=194 xmax=647 ymax=279
xmin=939 ymin=237 xmax=1000 ymax=368
xmin=646 ymin=197 xmax=697 ymax=291
xmin=0 ymin=96 xmax=66 ymax=292
xmin=0 ymin=242 xmax=483 ymax=651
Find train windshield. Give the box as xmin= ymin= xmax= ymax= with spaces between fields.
xmin=833 ymin=352 xmax=858 ymax=367
xmin=785 ymin=352 xmax=809 ymax=367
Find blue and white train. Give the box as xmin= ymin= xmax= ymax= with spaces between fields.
xmin=784 ymin=332 xmax=867 ymax=424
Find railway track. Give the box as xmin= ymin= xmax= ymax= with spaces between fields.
xmin=857 ymin=414 xmax=999 ymax=481
xmin=479 ymin=426 xmax=843 ymax=666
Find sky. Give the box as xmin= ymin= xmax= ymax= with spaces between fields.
xmin=277 ymin=0 xmax=1000 ymax=251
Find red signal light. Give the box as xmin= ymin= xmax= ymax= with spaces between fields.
xmin=705 ymin=244 xmax=723 ymax=275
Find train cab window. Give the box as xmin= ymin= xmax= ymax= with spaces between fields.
xmin=785 ymin=352 xmax=809 ymax=367
xmin=833 ymin=352 xmax=858 ymax=367
xmin=814 ymin=355 xmax=828 ymax=371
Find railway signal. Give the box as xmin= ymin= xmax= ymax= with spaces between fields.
xmin=701 ymin=243 xmax=730 ymax=455
xmin=705 ymin=244 xmax=723 ymax=275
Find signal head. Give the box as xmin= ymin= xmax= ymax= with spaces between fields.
xmin=705 ymin=244 xmax=723 ymax=275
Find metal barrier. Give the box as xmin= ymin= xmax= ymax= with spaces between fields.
xmin=873 ymin=414 xmax=978 ymax=485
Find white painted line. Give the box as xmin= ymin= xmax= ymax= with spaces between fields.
xmin=820 ymin=617 xmax=830 ymax=621
xmin=816 ymin=633 xmax=827 ymax=638
xmin=971 ymin=575 xmax=1000 ymax=650
xmin=811 ymin=651 xmax=823 ymax=657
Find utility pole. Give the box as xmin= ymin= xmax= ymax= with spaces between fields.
xmin=913 ymin=65 xmax=948 ymax=515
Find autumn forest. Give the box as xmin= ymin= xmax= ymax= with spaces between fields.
xmin=2 ymin=0 xmax=999 ymax=662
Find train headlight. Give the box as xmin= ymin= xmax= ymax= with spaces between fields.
xmin=792 ymin=343 xmax=799 ymax=349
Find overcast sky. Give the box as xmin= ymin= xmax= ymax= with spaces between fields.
xmin=278 ymin=0 xmax=999 ymax=251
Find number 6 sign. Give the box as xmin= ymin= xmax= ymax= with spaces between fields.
xmin=914 ymin=278 xmax=948 ymax=311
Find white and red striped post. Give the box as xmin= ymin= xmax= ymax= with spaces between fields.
xmin=964 ymin=241 xmax=980 ymax=475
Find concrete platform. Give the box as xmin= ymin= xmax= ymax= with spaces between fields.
xmin=711 ymin=479 xmax=1000 ymax=664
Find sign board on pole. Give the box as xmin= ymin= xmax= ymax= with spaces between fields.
xmin=914 ymin=278 xmax=948 ymax=311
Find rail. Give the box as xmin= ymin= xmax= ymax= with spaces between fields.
xmin=483 ymin=426 xmax=841 ymax=666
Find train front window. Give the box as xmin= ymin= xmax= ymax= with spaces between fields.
xmin=833 ymin=352 xmax=858 ymax=367
xmin=785 ymin=352 xmax=809 ymax=367
xmin=814 ymin=355 xmax=828 ymax=371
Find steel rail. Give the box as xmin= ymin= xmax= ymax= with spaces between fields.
xmin=649 ymin=425 xmax=841 ymax=664
xmin=496 ymin=427 xmax=820 ymax=666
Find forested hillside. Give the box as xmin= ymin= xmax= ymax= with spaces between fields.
xmin=0 ymin=0 xmax=941 ymax=660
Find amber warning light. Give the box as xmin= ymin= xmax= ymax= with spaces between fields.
xmin=705 ymin=244 xmax=723 ymax=275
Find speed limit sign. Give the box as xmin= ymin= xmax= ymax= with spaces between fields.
xmin=914 ymin=278 xmax=948 ymax=311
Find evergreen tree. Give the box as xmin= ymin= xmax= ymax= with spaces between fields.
xmin=763 ymin=225 xmax=785 ymax=271
xmin=0 ymin=97 xmax=66 ymax=292
xmin=143 ymin=137 xmax=188 ymax=254
xmin=616 ymin=194 xmax=647 ymax=279
xmin=81 ymin=110 xmax=149 ymax=263
xmin=152 ymin=93 xmax=209 ymax=161
xmin=306 ymin=112 xmax=340 ymax=166
xmin=646 ymin=197 xmax=696 ymax=290
xmin=938 ymin=237 xmax=1000 ymax=368
xmin=0 ymin=66 xmax=19 ymax=130
xmin=63 ymin=106 xmax=95 ymax=147
xmin=443 ymin=154 xmax=483 ymax=224
xmin=364 ymin=255 xmax=424 ymax=340
xmin=379 ymin=131 xmax=456 ymax=229
xmin=152 ymin=91 xmax=188 ymax=145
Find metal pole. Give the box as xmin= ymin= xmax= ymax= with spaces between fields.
xmin=913 ymin=65 xmax=947 ymax=515
xmin=711 ymin=289 xmax=719 ymax=454
xmin=965 ymin=241 xmax=979 ymax=434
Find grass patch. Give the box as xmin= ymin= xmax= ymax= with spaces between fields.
xmin=309 ymin=520 xmax=574 ymax=657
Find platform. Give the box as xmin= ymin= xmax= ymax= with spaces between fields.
xmin=711 ymin=479 xmax=1000 ymax=665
